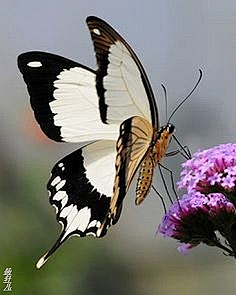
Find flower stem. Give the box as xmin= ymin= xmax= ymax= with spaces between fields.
xmin=213 ymin=241 xmax=235 ymax=257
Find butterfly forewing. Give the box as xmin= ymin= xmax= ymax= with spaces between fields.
xmin=18 ymin=52 xmax=118 ymax=143
xmin=86 ymin=16 xmax=159 ymax=128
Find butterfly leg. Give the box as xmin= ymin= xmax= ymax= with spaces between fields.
xmin=157 ymin=165 xmax=174 ymax=205
xmin=165 ymin=137 xmax=192 ymax=160
xmin=165 ymin=145 xmax=190 ymax=159
xmin=172 ymin=135 xmax=191 ymax=159
xmin=158 ymin=163 xmax=179 ymax=203
xmin=151 ymin=185 xmax=167 ymax=213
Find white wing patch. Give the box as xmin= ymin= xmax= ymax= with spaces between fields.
xmin=53 ymin=191 xmax=68 ymax=209
xmin=27 ymin=61 xmax=42 ymax=67
xmin=50 ymin=67 xmax=119 ymax=142
xmin=83 ymin=141 xmax=116 ymax=196
xmin=59 ymin=205 xmax=91 ymax=242
xmin=51 ymin=176 xmax=61 ymax=186
xmin=88 ymin=220 xmax=97 ymax=228
xmin=55 ymin=180 xmax=66 ymax=191
xmin=93 ymin=28 xmax=101 ymax=35
xmin=104 ymin=41 xmax=152 ymax=124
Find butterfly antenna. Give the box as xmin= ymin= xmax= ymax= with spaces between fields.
xmin=161 ymin=83 xmax=168 ymax=122
xmin=167 ymin=69 xmax=202 ymax=123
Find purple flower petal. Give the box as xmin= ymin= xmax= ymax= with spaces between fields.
xmin=177 ymin=243 xmax=196 ymax=255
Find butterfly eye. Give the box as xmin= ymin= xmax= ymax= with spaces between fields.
xmin=167 ymin=124 xmax=175 ymax=134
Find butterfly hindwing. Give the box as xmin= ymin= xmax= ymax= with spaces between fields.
xmin=109 ymin=116 xmax=154 ymax=223
xmin=18 ymin=51 xmax=118 ymax=143
xmin=86 ymin=16 xmax=159 ymax=128
xmin=36 ymin=140 xmax=117 ymax=268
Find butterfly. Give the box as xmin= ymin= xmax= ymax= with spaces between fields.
xmin=18 ymin=16 xmax=176 ymax=268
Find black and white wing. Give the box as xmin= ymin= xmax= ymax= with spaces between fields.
xmin=86 ymin=16 xmax=159 ymax=128
xmin=36 ymin=141 xmax=116 ymax=268
xmin=18 ymin=52 xmax=118 ymax=142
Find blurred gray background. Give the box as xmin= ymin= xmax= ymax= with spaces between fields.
xmin=1 ymin=0 xmax=236 ymax=294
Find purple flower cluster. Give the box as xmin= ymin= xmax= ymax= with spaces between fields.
xmin=178 ymin=143 xmax=236 ymax=197
xmin=158 ymin=143 xmax=236 ymax=257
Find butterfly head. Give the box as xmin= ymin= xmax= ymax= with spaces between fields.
xmin=157 ymin=123 xmax=176 ymax=140
xmin=151 ymin=123 xmax=176 ymax=161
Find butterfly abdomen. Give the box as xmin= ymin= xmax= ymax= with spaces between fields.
xmin=135 ymin=153 xmax=155 ymax=205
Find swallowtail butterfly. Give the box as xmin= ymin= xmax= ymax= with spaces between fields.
xmin=18 ymin=16 xmax=176 ymax=268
